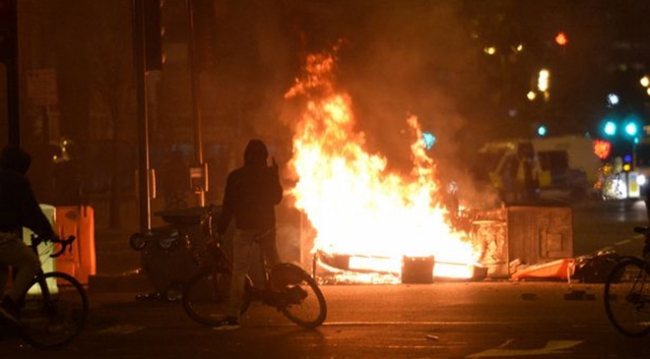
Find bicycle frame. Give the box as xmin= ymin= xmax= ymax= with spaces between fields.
xmin=22 ymin=234 xmax=75 ymax=301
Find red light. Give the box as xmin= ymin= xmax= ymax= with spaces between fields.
xmin=593 ymin=139 xmax=611 ymax=160
xmin=555 ymin=32 xmax=568 ymax=46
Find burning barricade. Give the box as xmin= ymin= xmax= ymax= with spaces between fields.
xmin=283 ymin=48 xmax=573 ymax=284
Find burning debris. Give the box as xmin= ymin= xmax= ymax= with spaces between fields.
xmin=284 ymin=47 xmax=483 ymax=283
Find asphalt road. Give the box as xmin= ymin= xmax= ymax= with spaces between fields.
xmin=1 ymin=199 xmax=650 ymax=358
xmin=2 ymin=283 xmax=649 ymax=358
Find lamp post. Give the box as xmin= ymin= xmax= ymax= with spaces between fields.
xmin=186 ymin=0 xmax=206 ymax=207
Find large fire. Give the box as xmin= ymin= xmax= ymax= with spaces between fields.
xmin=285 ymin=50 xmax=480 ymax=280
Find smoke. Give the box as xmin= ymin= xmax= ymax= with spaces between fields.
xmin=325 ymin=1 xmax=500 ymax=208
xmin=247 ymin=1 xmax=500 ymax=209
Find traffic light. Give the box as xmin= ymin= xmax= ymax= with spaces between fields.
xmin=625 ymin=122 xmax=638 ymax=137
xmin=143 ymin=0 xmax=163 ymax=71
xmin=0 ymin=0 xmax=17 ymax=62
xmin=536 ymin=125 xmax=548 ymax=137
xmin=603 ymin=120 xmax=617 ymax=136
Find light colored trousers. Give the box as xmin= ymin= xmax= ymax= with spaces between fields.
xmin=227 ymin=228 xmax=280 ymax=318
xmin=0 ymin=233 xmax=41 ymax=302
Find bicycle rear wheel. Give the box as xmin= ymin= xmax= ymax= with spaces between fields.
xmin=604 ymin=257 xmax=650 ymax=337
xmin=271 ymin=263 xmax=327 ymax=329
xmin=20 ymin=272 xmax=88 ymax=349
xmin=182 ymin=270 xmax=253 ymax=326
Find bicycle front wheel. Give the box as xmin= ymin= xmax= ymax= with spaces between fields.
xmin=182 ymin=270 xmax=253 ymax=327
xmin=20 ymin=272 xmax=88 ymax=349
xmin=604 ymin=257 xmax=650 ymax=337
xmin=272 ymin=263 xmax=327 ymax=329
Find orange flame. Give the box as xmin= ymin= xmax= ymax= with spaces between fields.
xmin=285 ymin=50 xmax=479 ymax=279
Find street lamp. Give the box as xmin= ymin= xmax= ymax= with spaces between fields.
xmin=640 ymin=75 xmax=649 ymax=88
xmin=607 ymin=93 xmax=619 ymax=106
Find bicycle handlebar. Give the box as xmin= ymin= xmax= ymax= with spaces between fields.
xmin=30 ymin=234 xmax=77 ymax=258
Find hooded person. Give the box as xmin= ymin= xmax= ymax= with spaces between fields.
xmin=214 ymin=139 xmax=283 ymax=330
xmin=0 ymin=145 xmax=55 ymax=324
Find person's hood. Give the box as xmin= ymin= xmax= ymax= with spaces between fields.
xmin=243 ymin=139 xmax=268 ymax=166
xmin=0 ymin=145 xmax=31 ymax=175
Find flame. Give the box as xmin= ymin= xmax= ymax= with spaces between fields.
xmin=285 ymin=50 xmax=479 ymax=280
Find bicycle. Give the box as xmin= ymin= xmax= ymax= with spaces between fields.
xmin=181 ymin=205 xmax=327 ymax=329
xmin=604 ymin=226 xmax=650 ymax=337
xmin=0 ymin=234 xmax=88 ymax=349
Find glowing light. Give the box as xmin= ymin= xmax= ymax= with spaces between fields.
xmin=555 ymin=32 xmax=568 ymax=46
xmin=637 ymin=175 xmax=647 ymax=186
xmin=603 ymin=121 xmax=616 ymax=136
xmin=607 ymin=93 xmax=619 ymax=106
xmin=641 ymin=76 xmax=650 ymax=88
xmin=423 ymin=132 xmax=436 ymax=149
xmin=593 ymin=139 xmax=611 ymax=159
xmin=537 ymin=69 xmax=550 ymax=92
xmin=484 ymin=46 xmax=496 ymax=55
xmin=527 ymin=91 xmax=537 ymax=101
xmin=515 ymin=44 xmax=524 ymax=52
xmin=285 ymin=50 xmax=478 ymax=280
xmin=625 ymin=123 xmax=638 ymax=136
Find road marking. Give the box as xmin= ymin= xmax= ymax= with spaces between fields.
xmin=97 ymin=324 xmax=145 ymax=335
xmin=466 ymin=340 xmax=583 ymax=357
xmin=614 ymin=239 xmax=632 ymax=246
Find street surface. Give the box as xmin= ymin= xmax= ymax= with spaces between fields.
xmin=1 ymin=199 xmax=650 ymax=358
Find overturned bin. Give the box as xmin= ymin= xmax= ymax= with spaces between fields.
xmin=472 ymin=205 xmax=573 ymax=279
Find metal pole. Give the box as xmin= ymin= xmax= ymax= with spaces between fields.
xmin=5 ymin=57 xmax=19 ymax=146
xmin=186 ymin=0 xmax=205 ymax=207
xmin=132 ymin=0 xmax=152 ymax=231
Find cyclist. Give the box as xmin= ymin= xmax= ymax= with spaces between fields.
xmin=214 ymin=139 xmax=283 ymax=330
xmin=0 ymin=145 xmax=56 ymax=324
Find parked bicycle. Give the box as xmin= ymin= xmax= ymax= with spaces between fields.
xmin=181 ymin=205 xmax=327 ymax=329
xmin=604 ymin=226 xmax=650 ymax=337
xmin=0 ymin=234 xmax=88 ymax=349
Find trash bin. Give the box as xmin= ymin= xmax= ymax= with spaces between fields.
xmin=401 ymin=255 xmax=435 ymax=284
xmin=137 ymin=206 xmax=210 ymax=299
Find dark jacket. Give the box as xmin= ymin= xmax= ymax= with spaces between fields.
xmin=217 ymin=140 xmax=283 ymax=235
xmin=0 ymin=146 xmax=54 ymax=238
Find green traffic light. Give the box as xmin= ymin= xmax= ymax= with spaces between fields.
xmin=625 ymin=122 xmax=638 ymax=136
xmin=603 ymin=121 xmax=616 ymax=136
